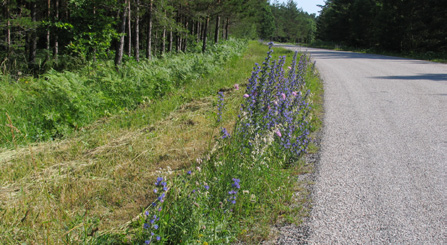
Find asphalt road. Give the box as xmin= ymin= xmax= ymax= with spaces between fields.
xmin=279 ymin=45 xmax=447 ymax=244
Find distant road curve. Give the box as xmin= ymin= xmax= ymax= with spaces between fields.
xmin=278 ymin=45 xmax=447 ymax=244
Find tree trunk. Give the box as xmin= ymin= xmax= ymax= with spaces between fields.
xmin=182 ymin=18 xmax=188 ymax=52
xmin=191 ymin=20 xmax=195 ymax=42
xmin=162 ymin=26 xmax=166 ymax=55
xmin=168 ymin=28 xmax=173 ymax=52
xmin=146 ymin=0 xmax=152 ymax=59
xmin=196 ymin=21 xmax=200 ymax=42
xmin=154 ymin=31 xmax=158 ymax=57
xmin=28 ymin=1 xmax=37 ymax=65
xmin=46 ymin=0 xmax=51 ymax=59
xmin=202 ymin=15 xmax=209 ymax=53
xmin=214 ymin=15 xmax=220 ymax=43
xmin=115 ymin=0 xmax=129 ymax=67
xmin=161 ymin=10 xmax=166 ymax=55
xmin=127 ymin=0 xmax=131 ymax=56
xmin=5 ymin=0 xmax=11 ymax=55
xmin=53 ymin=0 xmax=59 ymax=60
xmin=134 ymin=0 xmax=140 ymax=61
xmin=225 ymin=17 xmax=229 ymax=40
xmin=222 ymin=17 xmax=225 ymax=40
xmin=176 ymin=11 xmax=180 ymax=52
xmin=92 ymin=4 xmax=97 ymax=62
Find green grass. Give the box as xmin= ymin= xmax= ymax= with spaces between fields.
xmin=0 ymin=39 xmax=246 ymax=148
xmin=0 ymin=41 xmax=324 ymax=244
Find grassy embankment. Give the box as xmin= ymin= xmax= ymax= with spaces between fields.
xmin=0 ymin=41 xmax=323 ymax=244
xmin=0 ymin=40 xmax=246 ymax=147
xmin=301 ymin=40 xmax=447 ymax=63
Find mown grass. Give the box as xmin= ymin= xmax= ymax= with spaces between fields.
xmin=0 ymin=41 xmax=280 ymax=243
xmin=301 ymin=40 xmax=447 ymax=63
xmin=0 ymin=41 xmax=323 ymax=244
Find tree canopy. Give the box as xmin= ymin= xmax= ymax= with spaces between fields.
xmin=0 ymin=0 xmax=316 ymax=77
xmin=316 ymin=0 xmax=447 ymax=53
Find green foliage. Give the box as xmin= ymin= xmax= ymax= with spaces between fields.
xmin=316 ymin=0 xmax=447 ymax=52
xmin=66 ymin=0 xmax=119 ymax=60
xmin=270 ymin=0 xmax=316 ymax=43
xmin=259 ymin=3 xmax=276 ymax=39
xmin=0 ymin=39 xmax=246 ymax=148
xmin=226 ymin=0 xmax=315 ymax=43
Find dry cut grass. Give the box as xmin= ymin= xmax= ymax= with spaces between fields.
xmin=0 ymin=86 xmax=243 ymax=243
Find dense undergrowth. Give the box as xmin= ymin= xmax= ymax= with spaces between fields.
xmin=95 ymin=43 xmax=322 ymax=244
xmin=0 ymin=39 xmax=246 ymax=148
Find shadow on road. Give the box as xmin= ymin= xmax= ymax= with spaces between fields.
xmin=371 ymin=74 xmax=447 ymax=82
xmin=274 ymin=45 xmax=445 ymax=65
xmin=274 ymin=45 xmax=405 ymax=60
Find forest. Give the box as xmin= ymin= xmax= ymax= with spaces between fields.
xmin=0 ymin=0 xmax=315 ymax=77
xmin=316 ymin=0 xmax=447 ymax=53
xmin=2 ymin=0 xmax=446 ymax=78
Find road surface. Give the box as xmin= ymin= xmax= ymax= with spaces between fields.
xmin=279 ymin=45 xmax=447 ymax=244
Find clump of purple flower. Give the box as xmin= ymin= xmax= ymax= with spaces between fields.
xmin=227 ymin=178 xmax=241 ymax=205
xmin=233 ymin=45 xmax=312 ymax=163
xmin=217 ymin=91 xmax=224 ymax=123
xmin=221 ymin=127 xmax=230 ymax=139
xmin=144 ymin=176 xmax=167 ymax=243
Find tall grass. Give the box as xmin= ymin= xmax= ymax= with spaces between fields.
xmin=0 ymin=39 xmax=246 ymax=148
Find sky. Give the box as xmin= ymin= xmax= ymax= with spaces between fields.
xmin=272 ymin=0 xmax=326 ymax=16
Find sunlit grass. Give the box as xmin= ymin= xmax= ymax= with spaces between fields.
xmin=0 ymin=41 xmax=268 ymax=243
xmin=0 ymin=41 xmax=323 ymax=244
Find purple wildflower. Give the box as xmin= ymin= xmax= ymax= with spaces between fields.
xmin=276 ymin=130 xmax=282 ymax=137
xmin=232 ymin=178 xmax=241 ymax=189
xmin=221 ymin=127 xmax=230 ymax=139
xmin=217 ymin=91 xmax=224 ymax=122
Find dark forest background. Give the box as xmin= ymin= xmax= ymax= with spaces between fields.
xmin=0 ymin=0 xmax=315 ymax=76
xmin=316 ymin=0 xmax=447 ymax=53
xmin=1 ymin=0 xmax=446 ymax=77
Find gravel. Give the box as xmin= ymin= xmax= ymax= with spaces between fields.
xmin=273 ymin=45 xmax=447 ymax=244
